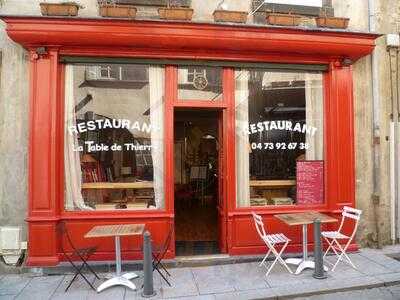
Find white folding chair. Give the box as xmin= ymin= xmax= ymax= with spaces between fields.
xmin=322 ymin=206 xmax=362 ymax=272
xmin=251 ymin=212 xmax=293 ymax=276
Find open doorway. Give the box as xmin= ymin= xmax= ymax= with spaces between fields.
xmin=174 ymin=110 xmax=220 ymax=256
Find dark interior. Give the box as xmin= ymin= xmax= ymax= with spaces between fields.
xmin=248 ymin=76 xmax=306 ymax=180
xmin=174 ymin=110 xmax=220 ymax=256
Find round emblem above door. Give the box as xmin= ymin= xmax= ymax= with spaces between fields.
xmin=193 ymin=75 xmax=208 ymax=90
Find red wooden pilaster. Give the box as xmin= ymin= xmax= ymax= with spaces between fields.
xmin=26 ymin=49 xmax=61 ymax=266
xmin=164 ymin=66 xmax=176 ymax=257
xmin=325 ymin=63 xmax=356 ymax=211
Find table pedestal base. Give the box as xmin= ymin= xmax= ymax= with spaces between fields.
xmin=285 ymin=258 xmax=328 ymax=275
xmin=97 ymin=272 xmax=139 ymax=293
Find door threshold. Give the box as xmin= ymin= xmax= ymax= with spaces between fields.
xmin=175 ymin=254 xmax=231 ymax=267
xmin=176 ymin=254 xmax=229 ymax=261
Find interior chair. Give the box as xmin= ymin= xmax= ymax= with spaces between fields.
xmin=56 ymin=221 xmax=100 ymax=291
xmin=251 ymin=212 xmax=293 ymax=276
xmin=322 ymin=206 xmax=362 ymax=271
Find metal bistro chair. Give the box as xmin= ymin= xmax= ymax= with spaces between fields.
xmin=322 ymin=206 xmax=362 ymax=272
xmin=141 ymin=225 xmax=173 ymax=287
xmin=151 ymin=225 xmax=173 ymax=286
xmin=56 ymin=221 xmax=100 ymax=291
xmin=251 ymin=212 xmax=293 ymax=276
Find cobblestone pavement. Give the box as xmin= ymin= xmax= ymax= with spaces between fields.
xmin=1 ymin=246 xmax=400 ymax=299
xmin=294 ymin=284 xmax=400 ymax=300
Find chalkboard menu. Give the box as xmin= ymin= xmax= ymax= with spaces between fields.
xmin=296 ymin=160 xmax=324 ymax=205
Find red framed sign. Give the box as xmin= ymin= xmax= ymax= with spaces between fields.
xmin=296 ymin=160 xmax=324 ymax=205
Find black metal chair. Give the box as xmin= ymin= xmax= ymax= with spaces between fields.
xmin=56 ymin=221 xmax=100 ymax=292
xmin=152 ymin=225 xmax=173 ymax=286
xmin=140 ymin=225 xmax=173 ymax=287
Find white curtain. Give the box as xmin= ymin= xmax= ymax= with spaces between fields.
xmin=235 ymin=70 xmax=251 ymax=207
xmin=149 ymin=66 xmax=165 ymax=209
xmin=64 ymin=65 xmax=93 ymax=211
xmin=305 ymin=73 xmax=324 ymax=160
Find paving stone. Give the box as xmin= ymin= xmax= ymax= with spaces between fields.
xmin=387 ymin=285 xmax=400 ymax=299
xmin=52 ymin=291 xmax=88 ymax=300
xmin=359 ymin=249 xmax=400 ymax=272
xmin=295 ymin=286 xmax=398 ymax=300
xmin=0 ymin=296 xmax=15 ymax=300
xmin=87 ymin=286 xmax=125 ymax=300
xmin=51 ymin=274 xmax=94 ymax=300
xmin=165 ymin=295 xmax=216 ymax=300
xmin=3 ymin=251 xmax=400 ymax=300
xmin=219 ymin=262 xmax=270 ymax=291
xmin=124 ymin=271 xmax=163 ymax=300
xmin=380 ymin=245 xmax=400 ymax=255
xmin=54 ymin=274 xmax=97 ymax=292
xmin=374 ymin=272 xmax=400 ymax=286
xmin=328 ymin=254 xmax=391 ymax=276
xmin=265 ymin=263 xmax=313 ymax=287
xmin=321 ymin=257 xmax=364 ymax=280
xmin=360 ymin=287 xmax=397 ymax=300
xmin=191 ymin=265 xmax=235 ymax=295
xmin=273 ymin=280 xmax=333 ymax=298
xmin=0 ymin=275 xmax=31 ymax=296
xmin=159 ymin=267 xmax=199 ymax=299
xmin=214 ymin=288 xmax=277 ymax=300
xmin=15 ymin=275 xmax=64 ymax=300
xmin=325 ymin=275 xmax=383 ymax=292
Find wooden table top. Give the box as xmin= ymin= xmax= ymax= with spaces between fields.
xmin=275 ymin=211 xmax=337 ymax=226
xmin=85 ymin=224 xmax=145 ymax=238
xmin=250 ymin=180 xmax=296 ymax=187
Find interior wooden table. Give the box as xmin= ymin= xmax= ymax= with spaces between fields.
xmin=81 ymin=181 xmax=153 ymax=189
xmin=85 ymin=224 xmax=145 ymax=292
xmin=274 ymin=211 xmax=337 ymax=275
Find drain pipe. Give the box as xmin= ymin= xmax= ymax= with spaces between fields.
xmin=368 ymin=0 xmax=382 ymax=248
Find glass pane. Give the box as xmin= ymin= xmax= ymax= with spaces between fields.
xmin=235 ymin=69 xmax=324 ymax=207
xmin=178 ymin=66 xmax=223 ymax=101
xmin=64 ymin=64 xmax=164 ymax=211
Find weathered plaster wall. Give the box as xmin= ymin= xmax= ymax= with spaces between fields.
xmin=372 ymin=0 xmax=400 ymax=247
xmin=0 ymin=22 xmax=29 ymax=237
xmin=333 ymin=0 xmax=400 ymax=247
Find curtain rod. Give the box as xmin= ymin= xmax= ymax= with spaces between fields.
xmin=60 ymin=56 xmax=328 ymax=72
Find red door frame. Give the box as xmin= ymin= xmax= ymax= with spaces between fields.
xmin=0 ymin=17 xmax=378 ymax=266
xmin=167 ymin=66 xmax=232 ymax=253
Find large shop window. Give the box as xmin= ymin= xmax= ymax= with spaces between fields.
xmin=235 ymin=69 xmax=324 ymax=207
xmin=64 ymin=64 xmax=165 ymax=211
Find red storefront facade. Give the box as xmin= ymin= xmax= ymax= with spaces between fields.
xmin=2 ymin=16 xmax=378 ymax=266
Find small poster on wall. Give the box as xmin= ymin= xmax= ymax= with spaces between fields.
xmin=296 ymin=160 xmax=324 ymax=205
